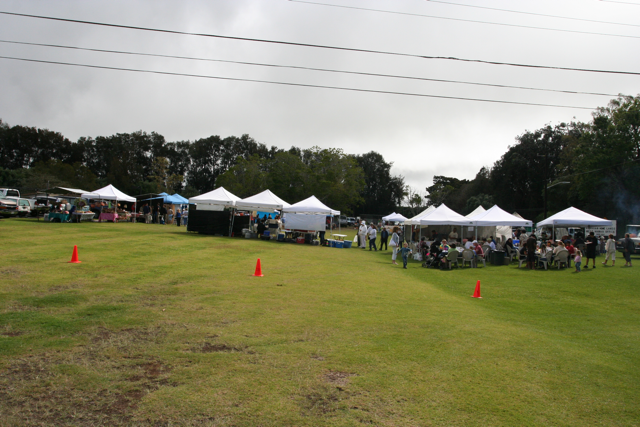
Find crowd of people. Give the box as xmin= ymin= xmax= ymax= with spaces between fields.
xmin=138 ymin=203 xmax=188 ymax=227
xmin=352 ymin=220 xmax=635 ymax=271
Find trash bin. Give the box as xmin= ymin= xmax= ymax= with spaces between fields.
xmin=491 ymin=250 xmax=506 ymax=266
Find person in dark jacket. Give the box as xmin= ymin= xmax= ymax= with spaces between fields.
xmin=584 ymin=231 xmax=598 ymax=268
xmin=379 ymin=227 xmax=389 ymax=251
xmin=623 ymin=233 xmax=634 ymax=267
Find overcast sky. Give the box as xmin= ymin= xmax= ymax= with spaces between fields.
xmin=0 ymin=0 xmax=638 ymax=194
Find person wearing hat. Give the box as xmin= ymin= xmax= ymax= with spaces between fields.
xmin=358 ymin=221 xmax=368 ymax=249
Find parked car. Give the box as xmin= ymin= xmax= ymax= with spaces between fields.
xmin=0 ymin=198 xmax=19 ymax=218
xmin=0 ymin=188 xmax=20 ymax=199
xmin=339 ymin=215 xmax=348 ymax=226
xmin=16 ymin=198 xmax=31 ymax=217
xmin=347 ymin=217 xmax=356 ymax=226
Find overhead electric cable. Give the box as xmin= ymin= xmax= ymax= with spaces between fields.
xmin=289 ymin=0 xmax=640 ymax=39
xmin=0 ymin=39 xmax=617 ymax=97
xmin=425 ymin=0 xmax=640 ymax=27
xmin=600 ymin=0 xmax=640 ymax=5
xmin=0 ymin=55 xmax=595 ymax=110
xmin=0 ymin=10 xmax=639 ymax=76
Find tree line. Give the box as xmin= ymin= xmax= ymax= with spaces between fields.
xmin=1 ymin=95 xmax=638 ymax=224
xmin=415 ymin=95 xmax=640 ymax=228
xmin=0 ymin=122 xmax=405 ymax=215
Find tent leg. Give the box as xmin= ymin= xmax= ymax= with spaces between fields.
xmin=229 ymin=209 xmax=236 ymax=237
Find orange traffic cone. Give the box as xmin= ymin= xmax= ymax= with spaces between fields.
xmin=253 ymin=258 xmax=263 ymax=277
xmin=68 ymin=245 xmax=81 ymax=264
xmin=471 ymin=280 xmax=482 ymax=298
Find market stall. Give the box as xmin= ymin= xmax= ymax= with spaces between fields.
xmin=187 ymin=187 xmax=245 ymax=235
xmin=537 ymin=206 xmax=613 ymax=239
xmin=235 ymin=190 xmax=291 ymax=239
xmin=282 ymin=195 xmax=340 ymax=245
xmin=80 ymin=184 xmax=136 ymax=222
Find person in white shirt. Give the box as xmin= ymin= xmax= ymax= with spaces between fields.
xmin=368 ymin=225 xmax=378 ymax=251
xmin=464 ymin=240 xmax=474 ymax=250
xmin=448 ymin=228 xmax=459 ymax=240
xmin=488 ymin=238 xmax=496 ymax=251
xmin=602 ymin=234 xmax=617 ymax=266
xmin=358 ymin=221 xmax=368 ymax=249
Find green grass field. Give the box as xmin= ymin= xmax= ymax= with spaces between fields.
xmin=1 ymin=219 xmax=639 ymax=426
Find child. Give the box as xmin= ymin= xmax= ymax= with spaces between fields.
xmin=574 ymin=249 xmax=582 ymax=273
xmin=400 ymin=242 xmax=413 ymax=269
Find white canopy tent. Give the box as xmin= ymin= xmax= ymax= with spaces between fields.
xmin=282 ymin=195 xmax=339 ymax=215
xmin=465 ymin=206 xmax=486 ymax=219
xmin=537 ymin=207 xmax=613 ymax=227
xmin=403 ymin=206 xmax=436 ymax=226
xmin=382 ymin=212 xmax=408 ymax=222
xmin=282 ymin=195 xmax=339 ymax=232
xmin=537 ymin=207 xmax=613 ymax=239
xmin=189 ymin=187 xmax=240 ymax=211
xmin=235 ymin=189 xmax=291 ymax=212
xmin=469 ymin=205 xmax=532 ymax=242
xmin=472 ymin=205 xmax=533 ymax=227
xmin=81 ymin=184 xmax=136 ymax=203
xmin=418 ymin=204 xmax=474 ymax=226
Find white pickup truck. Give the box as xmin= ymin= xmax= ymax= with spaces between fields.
xmin=0 ymin=189 xmax=32 ymax=217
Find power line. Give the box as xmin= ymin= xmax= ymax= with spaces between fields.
xmin=426 ymin=0 xmax=640 ymax=27
xmin=556 ymin=158 xmax=640 ymax=180
xmin=600 ymin=0 xmax=640 ymax=5
xmin=0 ymin=39 xmax=618 ymax=98
xmin=289 ymin=0 xmax=640 ymax=39
xmin=0 ymin=10 xmax=639 ymax=76
xmin=0 ymin=55 xmax=596 ymax=110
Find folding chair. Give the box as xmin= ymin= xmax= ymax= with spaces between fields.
xmin=447 ymin=251 xmax=460 ymax=269
xmin=554 ymin=250 xmax=569 ymax=269
xmin=461 ymin=249 xmax=475 ymax=268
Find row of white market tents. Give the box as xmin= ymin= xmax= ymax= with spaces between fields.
xmin=396 ymin=203 xmax=612 ymax=241
xmin=78 ymin=185 xmax=613 ymax=237
xmin=189 ymin=188 xmax=340 ymax=232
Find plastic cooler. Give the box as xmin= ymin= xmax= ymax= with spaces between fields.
xmin=335 ymin=241 xmax=344 ymax=248
xmin=277 ymin=233 xmax=285 ymax=241
xmin=343 ymin=240 xmax=352 ymax=248
xmin=296 ymin=236 xmax=305 ymax=244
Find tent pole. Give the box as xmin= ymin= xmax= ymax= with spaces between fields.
xmin=229 ymin=208 xmax=236 ymax=237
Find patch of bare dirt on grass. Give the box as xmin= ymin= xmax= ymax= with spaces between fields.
xmin=0 ymin=267 xmax=25 ymax=278
xmin=0 ymin=326 xmax=178 ymax=426
xmin=300 ymin=384 xmax=354 ymax=415
xmin=189 ymin=342 xmax=255 ymax=354
xmin=322 ymin=370 xmax=356 ymax=387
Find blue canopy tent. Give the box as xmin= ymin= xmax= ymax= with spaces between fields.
xmin=138 ymin=192 xmax=190 ymax=224
xmin=140 ymin=192 xmax=189 ymax=205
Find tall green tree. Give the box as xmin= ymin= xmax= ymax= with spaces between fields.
xmin=355 ymin=151 xmax=405 ymax=215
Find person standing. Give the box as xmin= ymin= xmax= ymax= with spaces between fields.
xmin=175 ymin=208 xmax=182 ymax=227
xmin=526 ymin=233 xmax=537 ymax=270
xmin=584 ymin=231 xmax=598 ymax=268
xmin=143 ymin=203 xmax=151 ymax=224
xmin=368 ymin=225 xmax=378 ymax=251
xmin=379 ymin=226 xmax=389 ymax=251
xmin=152 ymin=204 xmax=159 ymax=224
xmin=390 ymin=226 xmax=400 ymax=265
xmin=400 ymin=242 xmax=412 ymax=269
xmin=573 ymin=249 xmax=583 ymax=273
xmin=602 ymin=234 xmax=616 ymax=266
xmin=159 ymin=204 xmax=167 ymax=224
xmin=358 ymin=221 xmax=367 ymax=249
xmin=623 ymin=233 xmax=634 ymax=267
